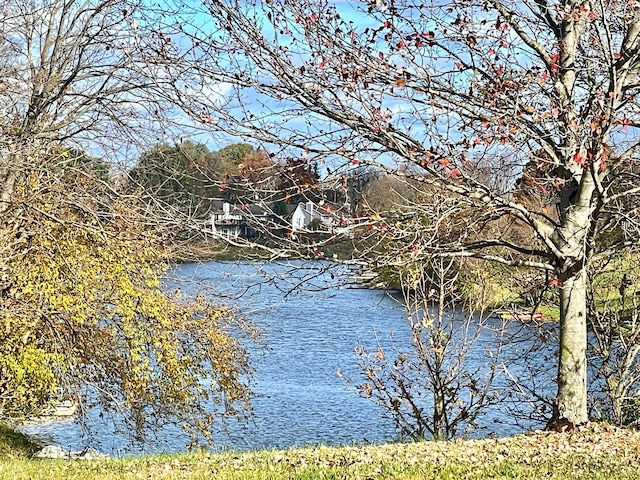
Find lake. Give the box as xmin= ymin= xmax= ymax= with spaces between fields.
xmin=20 ymin=260 xmax=556 ymax=455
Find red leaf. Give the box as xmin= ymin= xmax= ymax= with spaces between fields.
xmin=550 ymin=53 xmax=560 ymax=73
xmin=620 ymin=118 xmax=631 ymax=131
xmin=573 ymin=150 xmax=587 ymax=167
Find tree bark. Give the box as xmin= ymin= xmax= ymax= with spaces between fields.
xmin=553 ymin=266 xmax=589 ymax=428
xmin=0 ymin=169 xmax=16 ymax=215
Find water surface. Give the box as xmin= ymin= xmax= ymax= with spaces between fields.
xmin=21 ymin=260 xmax=554 ymax=454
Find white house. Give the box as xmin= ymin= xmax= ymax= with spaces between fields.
xmin=291 ymin=201 xmax=350 ymax=233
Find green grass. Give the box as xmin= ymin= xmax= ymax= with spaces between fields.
xmin=0 ymin=424 xmax=39 ymax=459
xmin=1 ymin=449 xmax=637 ymax=480
xmin=2 ymin=423 xmax=640 ymax=479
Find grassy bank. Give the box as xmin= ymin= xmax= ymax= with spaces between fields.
xmin=0 ymin=424 xmax=39 ymax=460
xmin=1 ymin=423 xmax=640 ymax=479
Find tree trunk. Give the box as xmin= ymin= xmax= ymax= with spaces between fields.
xmin=0 ymin=169 xmax=16 ymax=215
xmin=433 ymin=384 xmax=446 ymax=440
xmin=553 ymin=266 xmax=589 ymax=428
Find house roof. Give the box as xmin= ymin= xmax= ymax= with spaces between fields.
xmin=248 ymin=204 xmax=270 ymax=216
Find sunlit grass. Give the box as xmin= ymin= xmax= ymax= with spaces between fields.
xmin=1 ymin=450 xmax=638 ymax=480
xmin=2 ymin=423 xmax=640 ymax=480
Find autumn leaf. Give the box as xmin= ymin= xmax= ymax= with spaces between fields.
xmin=573 ymin=150 xmax=587 ymax=167
xmin=550 ymin=278 xmax=562 ymax=287
xmin=619 ymin=118 xmax=631 ymax=131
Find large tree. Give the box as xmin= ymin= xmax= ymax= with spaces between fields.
xmin=129 ymin=141 xmax=212 ymax=217
xmin=164 ymin=0 xmax=640 ymax=428
xmin=0 ymin=0 xmax=253 ymax=441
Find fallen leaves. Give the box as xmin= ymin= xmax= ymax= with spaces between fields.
xmin=197 ymin=422 xmax=640 ymax=474
xmin=4 ymin=423 xmax=640 ymax=479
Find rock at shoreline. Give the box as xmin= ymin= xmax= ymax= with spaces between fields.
xmin=34 ymin=445 xmax=107 ymax=459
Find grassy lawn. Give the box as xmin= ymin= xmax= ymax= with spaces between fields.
xmin=1 ymin=423 xmax=640 ymax=479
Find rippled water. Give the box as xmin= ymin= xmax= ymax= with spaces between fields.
xmin=20 ymin=260 xmax=555 ymax=455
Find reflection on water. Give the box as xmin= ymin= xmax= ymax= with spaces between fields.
xmin=20 ymin=260 xmax=556 ymax=455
